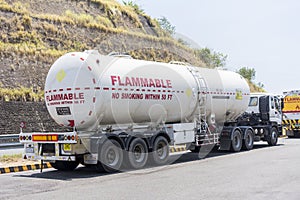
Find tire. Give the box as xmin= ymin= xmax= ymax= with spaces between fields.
xmin=190 ymin=146 xmax=200 ymax=153
xmin=50 ymin=161 xmax=79 ymax=171
xmin=242 ymin=129 xmax=254 ymax=150
xmin=150 ymin=136 xmax=169 ymax=165
xmin=97 ymin=139 xmax=123 ymax=173
xmin=267 ymin=127 xmax=278 ymax=146
xmin=293 ymin=130 xmax=300 ymax=138
xmin=286 ymin=129 xmax=294 ymax=138
xmin=128 ymin=138 xmax=148 ymax=169
xmin=230 ymin=129 xmax=242 ymax=152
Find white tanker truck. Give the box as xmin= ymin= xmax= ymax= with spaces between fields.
xmin=19 ymin=50 xmax=282 ymax=172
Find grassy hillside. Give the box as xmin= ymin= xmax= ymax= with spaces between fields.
xmin=0 ymin=0 xmax=262 ymax=101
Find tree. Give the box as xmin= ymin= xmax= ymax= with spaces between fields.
xmin=194 ymin=48 xmax=227 ymax=68
xmin=157 ymin=16 xmax=176 ymax=36
xmin=122 ymin=1 xmax=144 ymax=14
xmin=257 ymin=82 xmax=264 ymax=88
xmin=237 ymin=67 xmax=256 ymax=81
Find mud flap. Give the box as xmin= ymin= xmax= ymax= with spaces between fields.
xmin=219 ymin=127 xmax=234 ymax=151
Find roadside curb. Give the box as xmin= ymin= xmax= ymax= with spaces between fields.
xmin=0 ymin=162 xmax=52 ymax=174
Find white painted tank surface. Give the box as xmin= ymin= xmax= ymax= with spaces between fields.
xmin=45 ymin=50 xmax=250 ymax=131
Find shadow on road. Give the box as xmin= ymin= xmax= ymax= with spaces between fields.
xmin=14 ymin=143 xmax=284 ymax=181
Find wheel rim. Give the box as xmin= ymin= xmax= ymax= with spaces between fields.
xmin=272 ymin=131 xmax=277 ymax=143
xmin=133 ymin=144 xmax=145 ymax=163
xmin=105 ymin=147 xmax=119 ymax=166
xmin=246 ymin=133 xmax=253 ymax=146
xmin=234 ymin=135 xmax=240 ymax=148
xmin=156 ymin=141 xmax=167 ymax=159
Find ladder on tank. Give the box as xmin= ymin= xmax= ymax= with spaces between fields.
xmin=187 ymin=66 xmax=218 ymax=146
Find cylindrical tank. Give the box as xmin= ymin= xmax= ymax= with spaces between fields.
xmin=45 ymin=50 xmax=250 ymax=131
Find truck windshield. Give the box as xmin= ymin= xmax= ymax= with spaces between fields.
xmin=249 ymin=97 xmax=258 ymax=106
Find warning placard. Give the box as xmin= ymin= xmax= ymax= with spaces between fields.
xmin=283 ymin=95 xmax=300 ymax=113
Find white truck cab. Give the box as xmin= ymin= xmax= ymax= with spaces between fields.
xmin=246 ymin=93 xmax=282 ymax=125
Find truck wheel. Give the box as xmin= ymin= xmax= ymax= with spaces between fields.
xmin=268 ymin=127 xmax=278 ymax=146
xmin=97 ymin=139 xmax=123 ymax=173
xmin=50 ymin=161 xmax=79 ymax=171
xmin=242 ymin=129 xmax=254 ymax=150
xmin=190 ymin=146 xmax=201 ymax=153
xmin=151 ymin=136 xmax=169 ymax=165
xmin=128 ymin=138 xmax=148 ymax=169
xmin=230 ymin=129 xmax=242 ymax=152
xmin=286 ymin=129 xmax=294 ymax=138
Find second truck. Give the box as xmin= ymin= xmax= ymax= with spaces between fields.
xmin=19 ymin=50 xmax=282 ymax=172
xmin=282 ymin=90 xmax=300 ymax=137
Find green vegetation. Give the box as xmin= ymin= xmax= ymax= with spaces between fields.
xmin=247 ymin=80 xmax=266 ymax=93
xmin=92 ymin=0 xmax=144 ymax=28
xmin=0 ymin=0 xmax=264 ymax=99
xmin=0 ymin=153 xmax=22 ymax=162
xmin=129 ymin=48 xmax=190 ymax=63
xmin=157 ymin=16 xmax=176 ymax=36
xmin=237 ymin=67 xmax=256 ymax=81
xmin=0 ymin=0 xmax=191 ymax=59
xmin=0 ymin=87 xmax=44 ymax=102
xmin=0 ymin=0 xmax=29 ymax=15
xmin=122 ymin=0 xmax=144 ymax=15
xmin=194 ymin=48 xmax=227 ymax=68
xmin=238 ymin=67 xmax=266 ymax=93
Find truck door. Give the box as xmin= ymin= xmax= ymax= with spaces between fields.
xmin=259 ymin=95 xmax=270 ymax=121
xmin=269 ymin=96 xmax=282 ymax=124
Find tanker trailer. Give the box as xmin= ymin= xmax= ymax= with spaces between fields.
xmin=19 ymin=50 xmax=277 ymax=173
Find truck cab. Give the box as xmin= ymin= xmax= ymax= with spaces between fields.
xmin=246 ymin=93 xmax=282 ymax=125
xmin=235 ymin=93 xmax=282 ymax=145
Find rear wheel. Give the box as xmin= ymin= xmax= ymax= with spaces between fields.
xmin=128 ymin=138 xmax=148 ymax=169
xmin=50 ymin=161 xmax=79 ymax=171
xmin=96 ymin=139 xmax=123 ymax=173
xmin=242 ymin=129 xmax=254 ymax=150
xmin=190 ymin=146 xmax=200 ymax=153
xmin=151 ymin=136 xmax=169 ymax=165
xmin=267 ymin=127 xmax=278 ymax=146
xmin=231 ymin=129 xmax=242 ymax=152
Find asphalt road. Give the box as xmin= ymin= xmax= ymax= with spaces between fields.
xmin=1 ymin=138 xmax=300 ymax=200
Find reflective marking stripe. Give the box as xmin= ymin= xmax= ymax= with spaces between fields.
xmin=0 ymin=163 xmax=52 ymax=174
xmin=46 ymin=88 xmax=251 ymax=97
xmin=169 ymin=146 xmax=186 ymax=153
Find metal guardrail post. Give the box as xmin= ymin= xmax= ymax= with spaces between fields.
xmin=0 ymin=134 xmax=22 ymax=148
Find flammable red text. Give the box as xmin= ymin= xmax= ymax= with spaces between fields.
xmin=46 ymin=93 xmax=84 ymax=102
xmin=111 ymin=75 xmax=172 ymax=88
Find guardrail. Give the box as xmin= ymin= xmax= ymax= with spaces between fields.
xmin=0 ymin=134 xmax=22 ymax=148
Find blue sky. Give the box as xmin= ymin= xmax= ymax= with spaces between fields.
xmin=122 ymin=0 xmax=300 ymax=94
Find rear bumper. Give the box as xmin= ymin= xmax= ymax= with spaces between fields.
xmin=24 ymin=154 xmax=76 ymax=162
xmin=22 ymin=141 xmax=77 ymax=162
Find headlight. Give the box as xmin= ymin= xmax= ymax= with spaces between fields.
xmin=260 ymin=128 xmax=264 ymax=134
